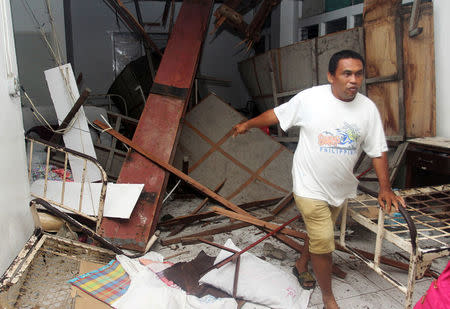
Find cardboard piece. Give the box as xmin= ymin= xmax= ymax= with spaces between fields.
xmin=71 ymin=261 xmax=109 ymax=309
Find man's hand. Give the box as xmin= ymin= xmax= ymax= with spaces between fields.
xmin=378 ymin=188 xmax=406 ymax=213
xmin=232 ymin=122 xmax=249 ymax=137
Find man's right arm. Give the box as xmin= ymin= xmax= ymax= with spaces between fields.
xmin=232 ymin=109 xmax=279 ymax=136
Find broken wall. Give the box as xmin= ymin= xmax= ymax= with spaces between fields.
xmin=238 ymin=27 xmax=364 ymax=114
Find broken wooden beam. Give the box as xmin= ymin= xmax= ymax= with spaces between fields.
xmin=98 ymin=0 xmax=213 ymax=251
xmin=211 ymin=206 xmax=306 ymax=239
xmin=169 ymin=179 xmax=226 ymax=236
xmin=104 ymin=0 xmax=162 ymax=56
xmin=161 ymin=215 xmax=275 ymax=246
xmin=158 ymin=197 xmax=282 ymax=227
xmin=49 ymin=88 xmax=91 ymax=144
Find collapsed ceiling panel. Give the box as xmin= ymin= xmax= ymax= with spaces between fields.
xmin=174 ymin=94 xmax=293 ymax=205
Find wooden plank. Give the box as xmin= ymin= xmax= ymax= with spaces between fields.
xmin=367 ymin=82 xmax=401 ymax=137
xmin=402 ymin=3 xmax=435 ymax=137
xmin=98 ymin=0 xmax=213 ymax=251
xmin=211 ymin=206 xmax=306 ymax=239
xmin=364 ymin=1 xmax=402 ymax=139
xmin=158 ymin=197 xmax=282 ymax=227
xmin=161 ymin=215 xmax=275 ymax=246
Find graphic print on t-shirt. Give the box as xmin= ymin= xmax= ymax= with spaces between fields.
xmin=318 ymin=122 xmax=360 ymax=155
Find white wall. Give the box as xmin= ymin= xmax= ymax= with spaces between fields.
xmin=433 ymin=0 xmax=450 ymax=138
xmin=0 ymin=0 xmax=34 ymax=276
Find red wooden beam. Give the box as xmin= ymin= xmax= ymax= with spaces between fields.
xmin=99 ymin=0 xmax=213 ymax=251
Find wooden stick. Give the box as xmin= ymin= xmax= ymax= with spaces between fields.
xmin=211 ymin=206 xmax=306 ymax=239
xmin=158 ymin=197 xmax=282 ymax=227
xmin=161 ymin=215 xmax=275 ymax=246
xmin=49 ymin=88 xmax=91 ymax=144
xmin=168 ymin=179 xmax=226 ymax=236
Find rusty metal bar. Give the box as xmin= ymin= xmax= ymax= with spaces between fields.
xmin=208 ymin=215 xmax=301 ymax=271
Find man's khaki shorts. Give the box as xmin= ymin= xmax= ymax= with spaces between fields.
xmin=293 ymin=194 xmax=346 ymax=254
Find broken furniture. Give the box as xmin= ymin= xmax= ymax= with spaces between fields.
xmin=99 ymin=0 xmax=214 ymax=252
xmin=339 ymin=185 xmax=450 ymax=309
xmin=27 ymin=137 xmax=107 ymax=232
xmin=404 ymin=137 xmax=450 ymax=188
xmin=0 ymin=233 xmax=115 ymax=308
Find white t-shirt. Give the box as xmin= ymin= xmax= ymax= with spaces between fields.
xmin=274 ymin=85 xmax=387 ymax=206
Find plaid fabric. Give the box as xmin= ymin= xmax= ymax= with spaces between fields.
xmin=69 ymin=259 xmax=130 ymax=306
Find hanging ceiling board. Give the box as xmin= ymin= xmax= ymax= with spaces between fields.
xmin=45 ymin=64 xmax=101 ymax=182
xmin=174 ymin=94 xmax=292 ymax=205
xmin=98 ymin=0 xmax=213 ymax=251
xmin=30 ymin=180 xmax=144 ymax=219
xmin=401 ymin=2 xmax=436 ymax=137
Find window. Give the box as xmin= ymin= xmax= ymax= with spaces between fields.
xmin=301 ymin=24 xmax=319 ymax=41
xmin=326 ymin=17 xmax=347 ymax=35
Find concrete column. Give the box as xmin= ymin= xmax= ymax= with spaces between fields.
xmin=433 ymin=0 xmax=450 ymax=137
xmin=279 ymin=0 xmax=299 ymax=47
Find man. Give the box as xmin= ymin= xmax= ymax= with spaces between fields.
xmin=232 ymin=50 xmax=405 ymax=309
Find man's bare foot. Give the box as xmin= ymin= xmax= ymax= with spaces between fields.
xmin=323 ymin=296 xmax=339 ymax=309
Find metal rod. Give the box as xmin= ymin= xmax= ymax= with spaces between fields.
xmin=209 ymin=214 xmax=301 ymax=271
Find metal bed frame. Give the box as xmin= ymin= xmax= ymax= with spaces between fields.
xmin=26 ymin=137 xmax=108 ymax=232
xmin=339 ymin=184 xmax=450 ymax=308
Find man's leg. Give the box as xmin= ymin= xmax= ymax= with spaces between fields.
xmin=294 ymin=195 xmax=344 ymax=308
xmin=311 ymin=252 xmax=338 ymax=309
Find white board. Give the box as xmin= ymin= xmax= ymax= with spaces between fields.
xmin=30 ymin=180 xmax=144 ymax=219
xmin=44 ymin=64 xmax=100 ymax=182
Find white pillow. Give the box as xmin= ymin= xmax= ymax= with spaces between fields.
xmin=199 ymin=239 xmax=312 ymax=309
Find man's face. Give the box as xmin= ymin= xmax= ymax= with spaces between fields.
xmin=327 ymin=58 xmax=364 ymax=102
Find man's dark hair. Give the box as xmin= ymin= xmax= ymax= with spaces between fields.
xmin=328 ymin=50 xmax=365 ymax=75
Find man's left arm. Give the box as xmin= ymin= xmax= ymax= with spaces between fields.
xmin=372 ymin=152 xmax=406 ymax=213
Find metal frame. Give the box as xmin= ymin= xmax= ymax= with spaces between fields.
xmin=339 ymin=185 xmax=450 ymax=309
xmin=0 ymin=232 xmax=115 ymax=307
xmin=26 ymin=137 xmax=108 ymax=232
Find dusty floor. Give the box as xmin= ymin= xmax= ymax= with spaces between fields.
xmin=4 ymin=195 xmax=447 ymax=309
xmin=154 ymin=196 xmax=449 ymax=309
